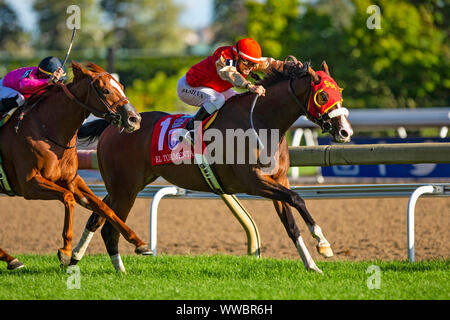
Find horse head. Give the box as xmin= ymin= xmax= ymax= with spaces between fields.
xmin=284 ymin=57 xmax=353 ymax=143
xmin=71 ymin=61 xmax=141 ymax=133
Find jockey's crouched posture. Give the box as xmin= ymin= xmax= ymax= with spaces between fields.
xmin=177 ymin=38 xmax=284 ymax=136
xmin=0 ymin=56 xmax=66 ymax=113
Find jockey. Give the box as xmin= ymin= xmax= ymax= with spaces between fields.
xmin=0 ymin=56 xmax=66 ymax=113
xmin=177 ymin=38 xmax=284 ymax=134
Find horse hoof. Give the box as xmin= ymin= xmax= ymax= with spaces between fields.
xmin=7 ymin=259 xmax=25 ymax=270
xmin=317 ymin=245 xmax=334 ymax=258
xmin=135 ymin=245 xmax=153 ymax=255
xmin=57 ymin=250 xmax=71 ymax=266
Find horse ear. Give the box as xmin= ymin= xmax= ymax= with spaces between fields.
xmin=72 ymin=61 xmax=93 ymax=81
xmin=308 ymin=66 xmax=320 ymax=84
xmin=322 ymin=61 xmax=330 ymax=76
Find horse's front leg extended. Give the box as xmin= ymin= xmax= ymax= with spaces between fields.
xmin=23 ymin=175 xmax=76 ymax=266
xmin=71 ymin=176 xmax=151 ymax=255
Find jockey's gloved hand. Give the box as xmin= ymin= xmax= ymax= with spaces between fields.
xmin=248 ymin=83 xmax=266 ymax=96
xmin=49 ymin=67 xmax=65 ymax=83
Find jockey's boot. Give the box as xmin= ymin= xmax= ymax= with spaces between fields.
xmin=182 ymin=106 xmax=210 ymax=143
xmin=0 ymin=95 xmax=19 ymax=113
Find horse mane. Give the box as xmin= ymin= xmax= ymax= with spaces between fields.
xmin=234 ymin=62 xmax=310 ymax=99
xmin=84 ymin=62 xmax=107 ymax=74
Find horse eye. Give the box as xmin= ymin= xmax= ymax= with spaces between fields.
xmin=318 ymin=92 xmax=329 ymax=104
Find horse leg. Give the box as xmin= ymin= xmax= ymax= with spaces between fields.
xmin=100 ymin=173 xmax=159 ymax=272
xmin=70 ymin=195 xmax=109 ymax=265
xmin=272 ymin=200 xmax=322 ymax=273
xmin=0 ymin=248 xmax=24 ymax=270
xmin=276 ymin=176 xmax=333 ymax=258
xmin=99 ymin=191 xmax=140 ymax=273
xmin=71 ymin=175 xmax=151 ymax=254
xmin=249 ymin=174 xmax=333 ymax=259
xmin=22 ymin=175 xmax=77 ymax=266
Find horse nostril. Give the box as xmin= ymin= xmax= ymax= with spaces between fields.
xmin=129 ymin=116 xmax=138 ymax=124
xmin=339 ymin=129 xmax=349 ymax=138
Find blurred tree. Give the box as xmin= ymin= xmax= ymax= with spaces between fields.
xmin=243 ymin=0 xmax=449 ymax=108
xmin=33 ymin=0 xmax=106 ymax=53
xmin=246 ymin=0 xmax=301 ymax=58
xmin=345 ymin=0 xmax=449 ymax=108
xmin=0 ymin=0 xmax=32 ymax=55
xmin=100 ymin=0 xmax=185 ymax=53
xmin=212 ymin=0 xmax=248 ymax=45
xmin=125 ymin=67 xmax=193 ymax=112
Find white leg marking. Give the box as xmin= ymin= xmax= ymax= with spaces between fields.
xmin=71 ymin=229 xmax=94 ymax=261
xmin=296 ymin=236 xmax=323 ymax=274
xmin=309 ymin=224 xmax=333 ymax=258
xmin=110 ymin=254 xmax=126 ymax=273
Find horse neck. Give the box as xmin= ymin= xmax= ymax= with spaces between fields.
xmin=36 ymin=79 xmax=90 ymax=145
xmin=258 ymin=76 xmax=310 ymax=135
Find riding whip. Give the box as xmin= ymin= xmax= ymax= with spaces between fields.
xmin=61 ymin=26 xmax=77 ymax=68
xmin=51 ymin=27 xmax=77 ymax=83
xmin=250 ymin=94 xmax=265 ymax=150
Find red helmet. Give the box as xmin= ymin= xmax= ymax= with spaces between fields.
xmin=232 ymin=38 xmax=262 ymax=63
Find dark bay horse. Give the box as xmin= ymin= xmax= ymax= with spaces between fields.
xmin=74 ymin=60 xmax=353 ymax=273
xmin=0 ymin=61 xmax=151 ymax=270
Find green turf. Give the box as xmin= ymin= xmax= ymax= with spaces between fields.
xmin=0 ymin=254 xmax=448 ymax=300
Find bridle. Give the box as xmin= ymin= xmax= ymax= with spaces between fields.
xmin=58 ymin=72 xmax=128 ymax=127
xmin=14 ymin=71 xmax=129 ymax=150
xmin=284 ymin=56 xmax=343 ymax=134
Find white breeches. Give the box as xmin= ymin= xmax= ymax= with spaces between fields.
xmin=177 ymin=75 xmax=237 ymax=114
xmin=0 ymin=79 xmax=25 ymax=106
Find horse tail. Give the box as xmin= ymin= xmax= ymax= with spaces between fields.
xmin=77 ymin=119 xmax=110 ymax=145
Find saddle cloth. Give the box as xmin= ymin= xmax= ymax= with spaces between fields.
xmin=150 ymin=112 xmax=217 ymax=166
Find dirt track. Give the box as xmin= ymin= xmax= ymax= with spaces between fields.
xmin=1 ymin=188 xmax=448 ymax=262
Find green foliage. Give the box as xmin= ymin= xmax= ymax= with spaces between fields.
xmin=0 ymin=0 xmax=31 ymax=53
xmin=237 ymin=0 xmax=449 ymax=108
xmin=33 ymin=0 xmax=106 ymax=52
xmin=125 ymin=68 xmax=192 ymax=112
xmin=100 ymin=0 xmax=186 ymax=53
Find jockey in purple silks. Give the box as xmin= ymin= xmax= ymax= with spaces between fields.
xmin=0 ymin=56 xmax=66 ymax=113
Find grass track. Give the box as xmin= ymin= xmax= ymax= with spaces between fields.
xmin=0 ymin=254 xmax=448 ymax=300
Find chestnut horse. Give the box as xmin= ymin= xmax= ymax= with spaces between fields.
xmin=73 ymin=59 xmax=353 ymax=273
xmin=0 ymin=61 xmax=151 ymax=270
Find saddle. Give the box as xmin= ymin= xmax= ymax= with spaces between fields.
xmin=151 ymin=110 xmax=225 ymax=194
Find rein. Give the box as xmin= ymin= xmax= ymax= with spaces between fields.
xmin=14 ymin=72 xmax=128 ymax=149
xmin=58 ymin=73 xmax=127 ymax=126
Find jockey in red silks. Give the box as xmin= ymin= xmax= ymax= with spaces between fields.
xmin=0 ymin=56 xmax=66 ymax=113
xmin=177 ymin=38 xmax=284 ymax=133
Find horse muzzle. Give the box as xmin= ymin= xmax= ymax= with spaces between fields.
xmin=119 ymin=103 xmax=142 ymax=133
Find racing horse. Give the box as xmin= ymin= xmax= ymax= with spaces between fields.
xmin=73 ymin=58 xmax=353 ymax=273
xmin=0 ymin=61 xmax=151 ymax=270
